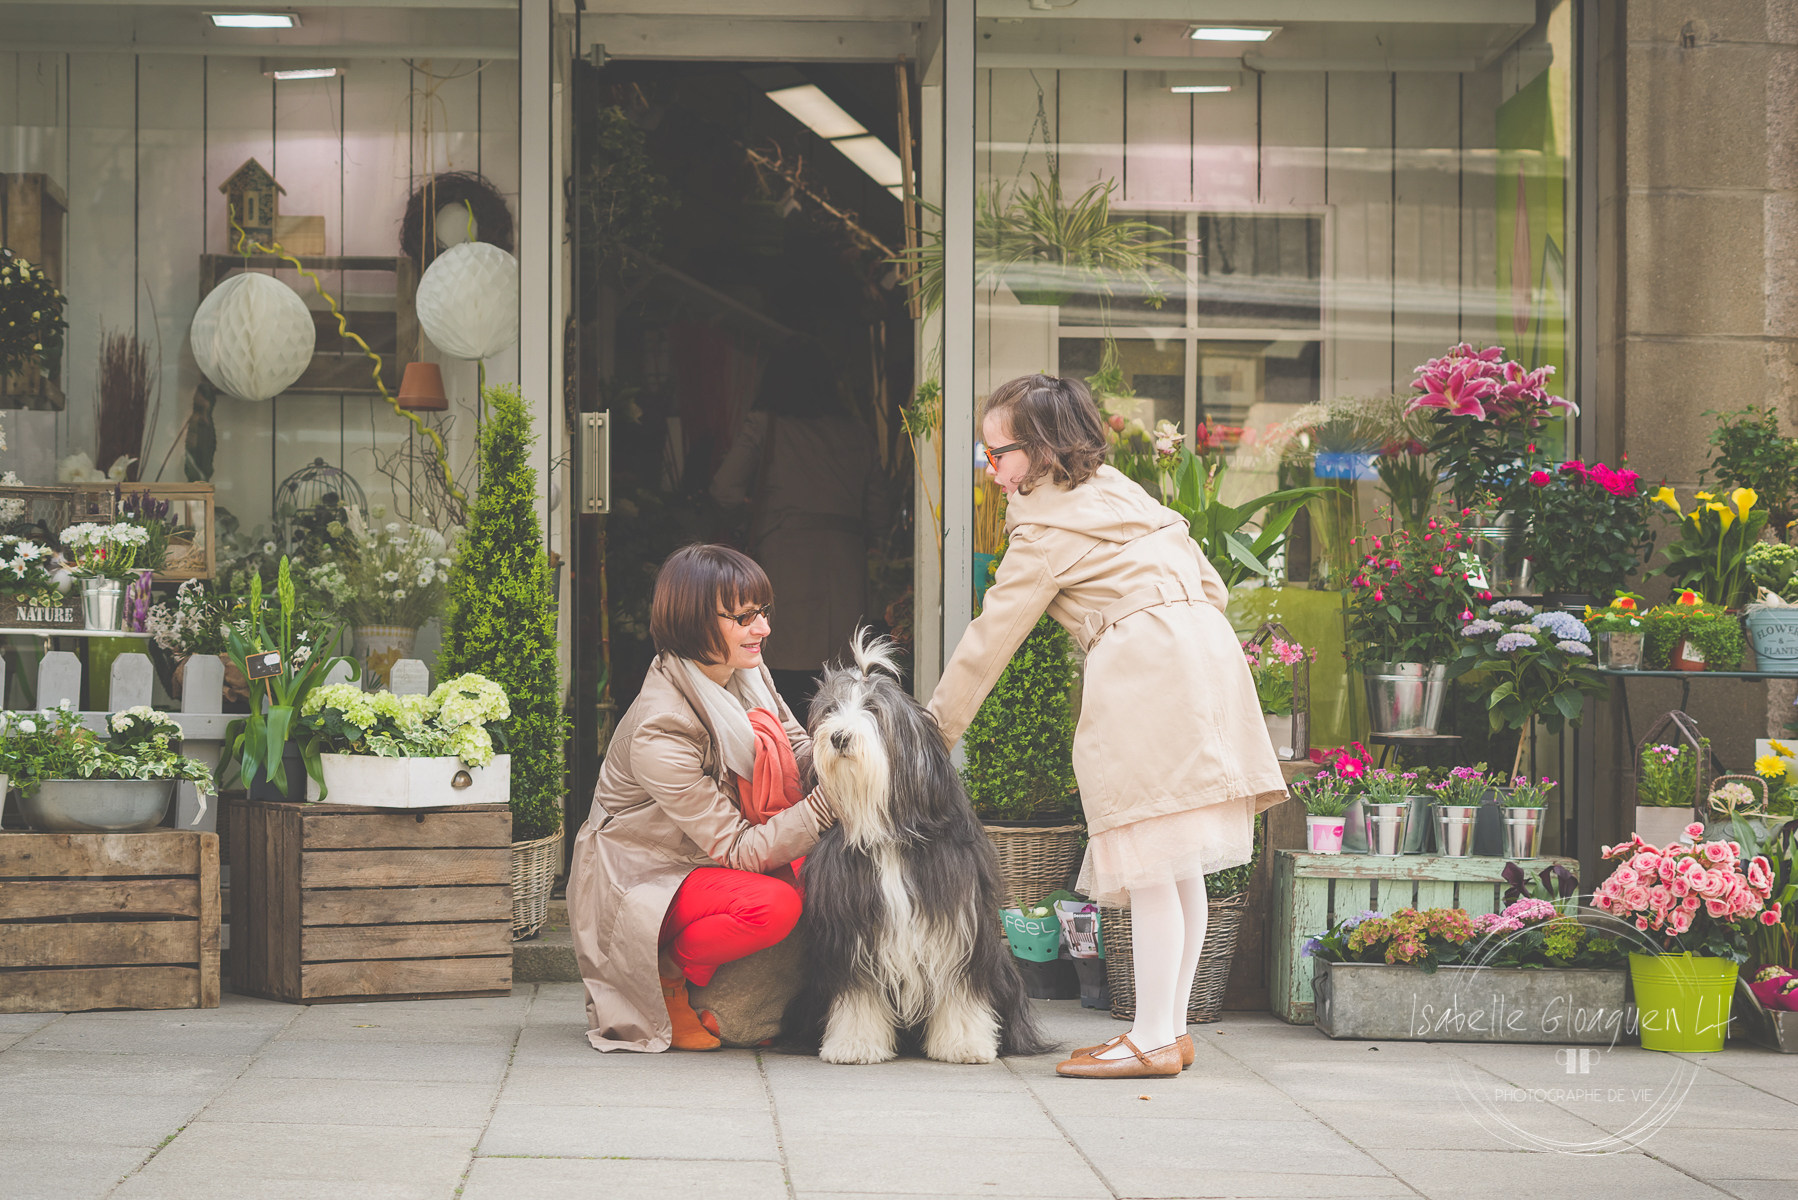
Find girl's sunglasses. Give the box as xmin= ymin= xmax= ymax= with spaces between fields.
xmin=980 ymin=440 xmax=1024 ymax=472
xmin=720 ymin=602 xmax=774 ymax=627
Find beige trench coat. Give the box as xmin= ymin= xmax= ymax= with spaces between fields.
xmin=568 ymin=654 xmax=822 ymax=1052
xmin=711 ymin=412 xmax=891 ymax=671
xmin=928 ymin=465 xmax=1287 ymax=837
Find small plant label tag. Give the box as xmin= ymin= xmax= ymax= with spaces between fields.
xmin=246 ymin=650 xmax=283 ymax=679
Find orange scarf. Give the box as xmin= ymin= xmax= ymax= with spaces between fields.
xmin=735 ymin=707 xmax=802 ymax=825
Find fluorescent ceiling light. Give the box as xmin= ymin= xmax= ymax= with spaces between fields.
xmin=263 ymin=58 xmax=346 ymax=80
xmin=268 ymin=67 xmax=338 ymax=80
xmin=831 ymin=135 xmax=904 ymax=189
xmin=1188 ymin=26 xmax=1279 ymax=42
xmin=210 ymin=13 xmax=299 ymax=29
xmin=765 ymin=85 xmax=866 ymax=140
xmin=1171 ymin=85 xmax=1232 ymax=93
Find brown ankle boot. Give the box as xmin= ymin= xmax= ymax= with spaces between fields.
xmin=659 ymin=952 xmax=721 ymax=1051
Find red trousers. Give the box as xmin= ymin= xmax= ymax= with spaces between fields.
xmin=658 ymin=866 xmax=802 ymax=987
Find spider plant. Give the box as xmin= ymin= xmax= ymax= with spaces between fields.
xmin=981 ymin=174 xmax=1181 ymax=307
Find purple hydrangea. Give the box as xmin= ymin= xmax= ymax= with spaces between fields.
xmin=1462 ymin=619 xmax=1503 ymax=637
xmin=1495 ymin=632 xmax=1537 ymax=653
xmin=1533 ymin=610 xmax=1590 ymax=642
xmin=1556 ymin=639 xmax=1593 ymax=656
xmin=1491 ymin=599 xmax=1535 ymax=618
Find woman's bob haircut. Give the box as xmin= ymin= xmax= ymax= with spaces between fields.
xmin=981 ymin=373 xmax=1109 ymax=494
xmin=650 ymin=543 xmax=774 ymax=665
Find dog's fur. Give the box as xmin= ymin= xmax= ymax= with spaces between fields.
xmin=780 ymin=630 xmax=1053 ymax=1064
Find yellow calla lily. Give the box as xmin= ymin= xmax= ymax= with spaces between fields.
xmin=1734 ymin=486 xmax=1759 ymax=517
xmin=1707 ymin=501 xmax=1735 ymax=531
xmin=1694 ymin=491 xmax=1715 ymax=502
xmin=1651 ymin=486 xmax=1682 ymax=516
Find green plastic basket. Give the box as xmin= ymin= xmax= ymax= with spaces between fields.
xmin=1630 ymin=952 xmax=1739 ymax=1052
xmin=1002 ymin=908 xmax=1061 ymax=962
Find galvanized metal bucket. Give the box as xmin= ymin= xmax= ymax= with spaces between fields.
xmin=1363 ymin=801 xmax=1411 ymax=857
xmin=1401 ymin=794 xmax=1434 ymax=853
xmin=1503 ymin=806 xmax=1547 ymax=858
xmin=1362 ymin=661 xmax=1448 ymax=736
xmin=80 ymin=578 xmax=124 ymax=631
xmin=17 ymin=778 xmax=173 ymax=832
xmin=1435 ymin=804 xmax=1481 ymax=856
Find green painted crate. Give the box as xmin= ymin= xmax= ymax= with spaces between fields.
xmin=1269 ymin=850 xmax=1579 ymax=1025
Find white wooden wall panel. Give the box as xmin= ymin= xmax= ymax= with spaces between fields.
xmin=1189 ymin=86 xmax=1257 ymax=208
xmin=1394 ymin=73 xmax=1464 ymax=385
xmin=1054 ymin=70 xmax=1123 ymax=196
xmin=1122 ymin=71 xmax=1190 ymax=205
xmin=0 ymin=53 xmax=69 ymax=483
xmin=1261 ymin=73 xmax=1325 ymax=208
xmin=1462 ymin=68 xmax=1502 ymax=348
xmin=1326 ymin=72 xmax=1395 ymax=399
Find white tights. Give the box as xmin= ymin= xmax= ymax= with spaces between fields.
xmin=1095 ymin=874 xmax=1209 ymax=1058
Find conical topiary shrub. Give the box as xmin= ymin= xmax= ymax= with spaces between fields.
xmin=441 ymin=383 xmax=569 ymax=842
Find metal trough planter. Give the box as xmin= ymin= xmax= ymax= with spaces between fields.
xmin=1313 ymin=959 xmax=1633 ymax=1045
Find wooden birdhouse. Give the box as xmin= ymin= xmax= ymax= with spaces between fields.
xmin=218 ymin=157 xmax=285 ymax=250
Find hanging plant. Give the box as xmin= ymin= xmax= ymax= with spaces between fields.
xmin=0 ymin=247 xmax=67 ymax=379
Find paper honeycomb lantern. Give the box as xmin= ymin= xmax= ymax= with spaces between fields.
xmin=415 ymin=241 xmax=519 ymax=361
xmin=190 ymin=272 xmax=316 ymax=402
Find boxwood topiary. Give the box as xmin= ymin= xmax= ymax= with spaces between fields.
xmin=960 ymin=614 xmax=1080 ymax=822
xmin=440 ymin=383 xmax=570 ymax=842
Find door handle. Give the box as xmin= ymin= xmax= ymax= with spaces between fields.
xmin=580 ymin=412 xmax=610 ymax=514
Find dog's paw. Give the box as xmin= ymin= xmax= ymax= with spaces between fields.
xmin=819 ymin=1037 xmax=899 ymax=1065
xmin=922 ymin=1036 xmax=998 ymax=1064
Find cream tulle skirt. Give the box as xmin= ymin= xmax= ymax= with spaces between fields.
xmin=1076 ymin=796 xmax=1255 ymax=908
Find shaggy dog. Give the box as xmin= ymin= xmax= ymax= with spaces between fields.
xmin=780 ymin=630 xmax=1052 ymax=1064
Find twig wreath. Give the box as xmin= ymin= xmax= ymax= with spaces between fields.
xmin=399 ymin=171 xmax=514 ymax=272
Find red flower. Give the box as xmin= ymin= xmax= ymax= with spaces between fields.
xmin=1433 ymin=565 xmax=1444 ymax=575
xmin=1529 ymin=470 xmax=1552 ymax=487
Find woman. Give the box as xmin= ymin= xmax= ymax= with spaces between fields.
xmin=928 ymin=374 xmax=1286 ymax=1080
xmin=711 ymin=338 xmax=890 ymax=720
xmin=568 ymin=544 xmax=835 ymax=1053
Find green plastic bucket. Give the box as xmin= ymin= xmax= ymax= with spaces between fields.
xmin=1629 ymin=952 xmax=1739 ymax=1052
xmin=1002 ymin=908 xmax=1061 ymax=962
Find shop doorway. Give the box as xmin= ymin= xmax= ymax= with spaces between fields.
xmin=566 ymin=59 xmax=919 ymax=831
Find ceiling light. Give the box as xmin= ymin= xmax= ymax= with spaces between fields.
xmin=263 ymin=59 xmax=347 ymax=80
xmin=268 ymin=67 xmax=338 ymax=80
xmin=210 ymin=12 xmax=299 ymax=29
xmin=765 ymin=85 xmax=867 ymax=140
xmin=1188 ymin=26 xmax=1280 ymax=42
xmin=1171 ymin=85 xmax=1232 ymax=94
xmin=831 ymin=136 xmax=904 ymax=189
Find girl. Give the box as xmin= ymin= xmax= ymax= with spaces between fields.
xmin=568 ymin=544 xmax=834 ymax=1052
xmin=928 ymin=374 xmax=1287 ymax=1079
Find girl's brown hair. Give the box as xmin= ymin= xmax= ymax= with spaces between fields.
xmin=650 ymin=544 xmax=774 ymax=664
xmin=982 ymin=373 xmax=1109 ymax=494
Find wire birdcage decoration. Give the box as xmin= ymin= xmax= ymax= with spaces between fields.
xmin=273 ymin=458 xmax=367 ymax=553
xmin=1247 ymin=620 xmax=1310 ymax=760
xmin=1633 ymin=710 xmax=1723 ymax=821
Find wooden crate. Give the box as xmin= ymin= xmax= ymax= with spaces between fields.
xmin=72 ymin=483 xmax=217 ymax=581
xmin=0 ymin=831 xmax=221 ymax=1013
xmin=1269 ymin=850 xmax=1579 ymax=1025
xmin=224 ymin=796 xmax=512 ymax=1004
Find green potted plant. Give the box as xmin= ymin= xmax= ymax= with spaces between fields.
xmin=1636 ymin=738 xmax=1704 ymax=847
xmin=1594 ymin=829 xmax=1777 ymax=1052
xmin=296 ymin=674 xmax=511 ymax=806
xmin=59 ymin=519 xmax=151 ymax=631
xmin=1499 ymin=774 xmax=1556 ymax=858
xmin=1521 ymin=460 xmax=1654 ymax=609
xmin=978 ymin=173 xmax=1180 ymax=308
xmin=1294 ymin=773 xmax=1354 ymax=855
xmin=8 ymin=703 xmax=215 ymax=833
xmin=962 ymin=614 xmax=1081 ymax=905
xmin=1650 ymin=487 xmax=1767 ymax=608
xmin=1699 ymin=405 xmax=1798 ymax=536
xmin=217 ymin=558 xmax=359 ymax=802
xmin=0 ymin=247 xmax=67 ymax=394
xmin=303 ymin=506 xmax=454 ymax=688
xmin=1744 ymin=542 xmax=1798 ymax=673
xmin=1347 ymin=509 xmax=1479 ymax=737
xmin=1641 ymin=591 xmax=1746 ymax=672
xmin=1158 ymin=445 xmax=1320 ymax=587
xmin=1583 ymin=593 xmax=1647 ymax=670
xmin=1449 ymin=600 xmax=1607 ymax=777
xmin=440 ymin=383 xmax=570 ymax=937
xmin=1242 ymin=631 xmax=1314 ymax=760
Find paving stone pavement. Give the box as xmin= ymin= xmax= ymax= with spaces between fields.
xmin=5 ymin=986 xmax=1796 ymax=1200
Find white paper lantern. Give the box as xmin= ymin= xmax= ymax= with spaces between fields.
xmin=415 ymin=241 xmax=520 ymax=361
xmin=190 ymin=273 xmax=316 ymax=402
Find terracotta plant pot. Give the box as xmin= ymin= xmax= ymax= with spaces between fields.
xmin=1672 ymin=639 xmax=1709 ymax=672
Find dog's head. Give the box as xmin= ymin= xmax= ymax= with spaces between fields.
xmin=809 ymin=628 xmax=959 ymax=849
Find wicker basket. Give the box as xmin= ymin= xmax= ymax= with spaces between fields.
xmin=1101 ymin=892 xmax=1249 ymax=1024
xmin=983 ymin=823 xmax=1084 ymax=910
xmin=511 ymin=827 xmax=564 ymax=941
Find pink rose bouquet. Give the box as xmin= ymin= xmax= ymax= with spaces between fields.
xmin=1594 ymin=824 xmax=1779 ymax=959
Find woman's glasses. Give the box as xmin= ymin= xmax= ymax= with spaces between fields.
xmin=720 ymin=602 xmax=774 ymax=627
xmin=980 ymin=440 xmax=1024 ymax=472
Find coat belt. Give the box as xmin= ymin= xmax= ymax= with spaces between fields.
xmin=1076 ymin=579 xmax=1196 ymax=651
